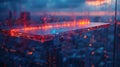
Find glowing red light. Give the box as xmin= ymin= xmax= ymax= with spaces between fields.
xmin=41 ymin=36 xmax=45 ymax=43
xmin=10 ymin=29 xmax=18 ymax=36
xmin=78 ymin=19 xmax=90 ymax=26
xmin=9 ymin=19 xmax=90 ymax=36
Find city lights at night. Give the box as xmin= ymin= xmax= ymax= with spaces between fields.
xmin=0 ymin=0 xmax=120 ymax=67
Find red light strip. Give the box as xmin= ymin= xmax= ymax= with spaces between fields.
xmin=10 ymin=19 xmax=90 ymax=36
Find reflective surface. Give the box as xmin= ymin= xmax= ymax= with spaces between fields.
xmin=0 ymin=0 xmax=119 ymax=67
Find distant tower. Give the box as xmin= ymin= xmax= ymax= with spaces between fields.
xmin=20 ymin=12 xmax=31 ymax=27
xmin=20 ymin=12 xmax=31 ymax=21
xmin=6 ymin=11 xmax=13 ymax=28
xmin=8 ymin=11 xmax=12 ymax=20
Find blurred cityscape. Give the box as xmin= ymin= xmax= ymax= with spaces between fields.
xmin=0 ymin=0 xmax=120 ymax=67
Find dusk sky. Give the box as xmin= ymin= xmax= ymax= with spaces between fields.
xmin=0 ymin=0 xmax=116 ymax=11
xmin=0 ymin=0 xmax=119 ymax=16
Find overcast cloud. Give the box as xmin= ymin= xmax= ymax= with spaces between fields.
xmin=0 ymin=0 xmax=117 ymax=13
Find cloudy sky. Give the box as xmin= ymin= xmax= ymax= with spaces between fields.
xmin=0 ymin=0 xmax=116 ymax=11
xmin=0 ymin=0 xmax=119 ymax=17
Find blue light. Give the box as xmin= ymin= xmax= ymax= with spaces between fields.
xmin=52 ymin=29 xmax=56 ymax=34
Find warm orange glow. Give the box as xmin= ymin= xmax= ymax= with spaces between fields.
xmin=9 ymin=19 xmax=90 ymax=36
xmin=27 ymin=52 xmax=33 ymax=55
xmin=86 ymin=0 xmax=111 ymax=6
xmin=10 ymin=29 xmax=18 ymax=36
xmin=78 ymin=19 xmax=90 ymax=26
xmin=10 ymin=30 xmax=14 ymax=36
xmin=55 ymin=24 xmax=60 ymax=28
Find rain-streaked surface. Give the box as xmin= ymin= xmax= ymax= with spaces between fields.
xmin=0 ymin=0 xmax=120 ymax=67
